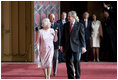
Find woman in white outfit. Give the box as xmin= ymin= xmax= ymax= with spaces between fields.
xmin=91 ymin=14 xmax=103 ymax=62
xmin=36 ymin=18 xmax=57 ymax=79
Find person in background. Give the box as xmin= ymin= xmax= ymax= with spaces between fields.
xmin=91 ymin=14 xmax=103 ymax=62
xmin=80 ymin=12 xmax=92 ymax=62
xmin=49 ymin=13 xmax=60 ymax=76
xmin=57 ymin=12 xmax=67 ymax=62
xmin=36 ymin=18 xmax=57 ymax=79
xmin=102 ymin=10 xmax=117 ymax=61
xmin=60 ymin=11 xmax=86 ymax=79
xmin=103 ymin=2 xmax=117 ymax=25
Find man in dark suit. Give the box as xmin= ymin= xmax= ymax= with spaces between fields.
xmin=60 ymin=11 xmax=86 ymax=79
xmin=102 ymin=10 xmax=117 ymax=61
xmin=49 ymin=13 xmax=60 ymax=76
xmin=57 ymin=12 xmax=67 ymax=62
xmin=80 ymin=12 xmax=92 ymax=62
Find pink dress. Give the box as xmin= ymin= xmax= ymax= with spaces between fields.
xmin=38 ymin=28 xmax=55 ymax=68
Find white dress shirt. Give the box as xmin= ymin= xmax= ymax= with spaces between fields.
xmin=84 ymin=19 xmax=88 ymax=28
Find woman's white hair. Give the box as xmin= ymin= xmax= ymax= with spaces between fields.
xmin=41 ymin=18 xmax=50 ymax=27
xmin=75 ymin=16 xmax=79 ymax=22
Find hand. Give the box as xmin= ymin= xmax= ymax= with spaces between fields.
xmin=55 ymin=30 xmax=58 ymax=34
xmin=81 ymin=48 xmax=87 ymax=54
xmin=54 ymin=30 xmax=58 ymax=42
xmin=60 ymin=46 xmax=63 ymax=52
xmin=59 ymin=46 xmax=61 ymax=49
xmin=103 ymin=3 xmax=109 ymax=8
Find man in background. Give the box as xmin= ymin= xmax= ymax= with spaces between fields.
xmin=102 ymin=10 xmax=117 ymax=62
xmin=49 ymin=13 xmax=60 ymax=76
xmin=80 ymin=12 xmax=92 ymax=62
xmin=57 ymin=12 xmax=67 ymax=62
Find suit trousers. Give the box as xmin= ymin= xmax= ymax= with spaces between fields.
xmin=53 ymin=49 xmax=58 ymax=75
xmin=65 ymin=48 xmax=81 ymax=79
xmin=84 ymin=38 xmax=90 ymax=61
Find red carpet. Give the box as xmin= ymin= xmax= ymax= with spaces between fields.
xmin=1 ymin=62 xmax=117 ymax=79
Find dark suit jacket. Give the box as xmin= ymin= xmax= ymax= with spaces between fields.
xmin=57 ymin=19 xmax=67 ymax=32
xmin=57 ymin=19 xmax=67 ymax=44
xmin=51 ymin=22 xmax=60 ymax=49
xmin=60 ymin=21 xmax=86 ymax=53
xmin=80 ymin=19 xmax=92 ymax=40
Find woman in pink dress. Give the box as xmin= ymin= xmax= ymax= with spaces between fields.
xmin=36 ymin=18 xmax=57 ymax=79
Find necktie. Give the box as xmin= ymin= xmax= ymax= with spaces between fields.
xmin=70 ymin=23 xmax=73 ymax=33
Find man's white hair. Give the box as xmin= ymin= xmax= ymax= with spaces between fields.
xmin=69 ymin=11 xmax=77 ymax=18
xmin=83 ymin=12 xmax=89 ymax=16
xmin=62 ymin=12 xmax=67 ymax=15
xmin=41 ymin=18 xmax=50 ymax=27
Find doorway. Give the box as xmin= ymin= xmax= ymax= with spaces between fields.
xmin=1 ymin=1 xmax=34 ymax=62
